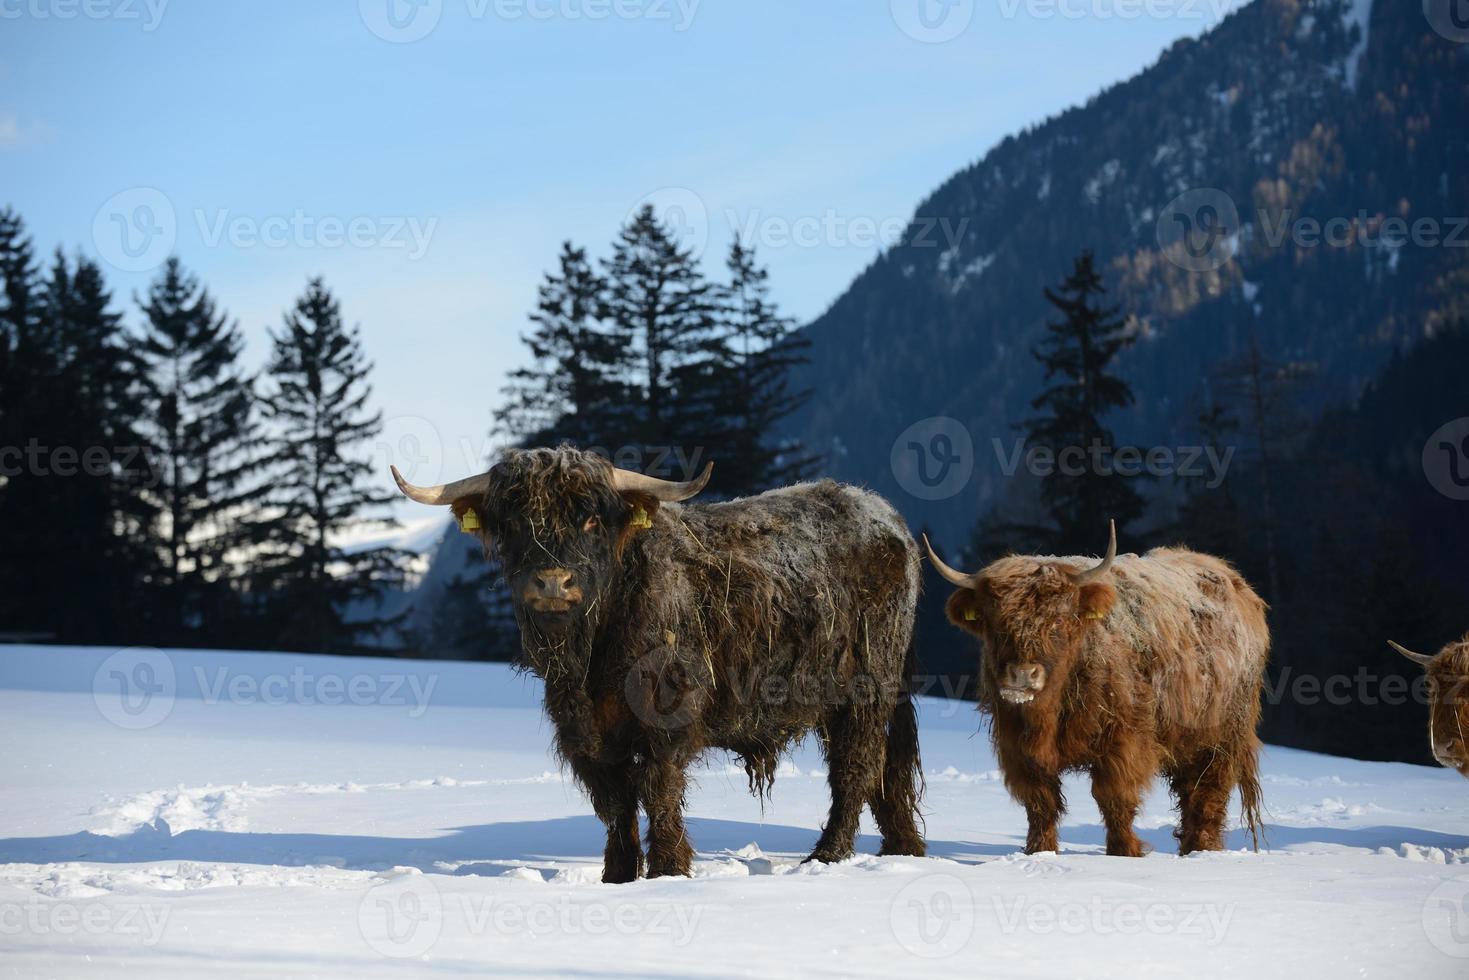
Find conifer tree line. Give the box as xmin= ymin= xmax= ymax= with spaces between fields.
xmin=495 ymin=205 xmax=817 ymax=495
xmin=0 ymin=206 xmax=407 ymax=653
xmin=421 ymin=206 xmax=819 ymax=660
xmin=0 ymin=204 xmax=817 ymax=658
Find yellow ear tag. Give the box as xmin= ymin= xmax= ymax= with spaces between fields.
xmin=458 ymin=509 xmax=481 ymax=533
xmin=1085 ymin=610 xmax=1106 ymax=621
xmin=964 ymin=608 xmax=978 ymax=622
xmin=630 ymin=505 xmax=652 ymax=530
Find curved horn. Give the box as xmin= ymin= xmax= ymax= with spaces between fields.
xmin=611 ymin=461 xmax=713 ymax=502
xmin=391 ymin=465 xmax=494 ymax=507
xmin=1070 ymin=519 xmax=1118 ymax=586
xmin=923 ymin=534 xmax=978 ymax=589
xmin=1388 ymin=640 xmax=1435 ymax=669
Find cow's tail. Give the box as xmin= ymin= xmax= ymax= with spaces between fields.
xmin=875 ymin=635 xmax=926 ymax=856
xmin=1238 ymin=734 xmax=1266 ymax=851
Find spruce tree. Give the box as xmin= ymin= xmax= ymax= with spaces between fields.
xmin=709 ymin=239 xmax=818 ymax=495
xmin=496 ymin=242 xmax=624 ymax=448
xmin=137 ymin=257 xmax=260 ymax=643
xmin=601 ymin=205 xmax=717 ymax=458
xmin=252 ymin=278 xmax=407 ymax=653
xmin=0 ymin=208 xmax=41 ymax=632
xmin=1024 ymin=251 xmax=1145 ymax=546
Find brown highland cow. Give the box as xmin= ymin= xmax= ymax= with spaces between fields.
xmin=393 ymin=447 xmax=925 ymax=882
xmin=924 ymin=522 xmax=1269 ymax=856
xmin=1388 ymin=636 xmax=1469 ymax=777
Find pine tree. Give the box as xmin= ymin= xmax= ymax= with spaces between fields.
xmin=1024 ymin=251 xmax=1145 ymax=547
xmin=0 ymin=208 xmax=42 ymax=633
xmin=495 ymin=242 xmax=624 ymax=448
xmin=707 ymin=239 xmax=818 ymax=495
xmin=252 ymin=278 xmax=408 ymax=653
xmin=12 ymin=251 xmax=155 ymax=642
xmin=137 ymin=257 xmax=260 ymax=643
xmin=601 ymin=205 xmax=718 ymax=457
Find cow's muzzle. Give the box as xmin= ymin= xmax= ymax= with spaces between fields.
xmin=999 ymin=663 xmax=1047 ymax=705
xmin=523 ymin=568 xmax=584 ymax=614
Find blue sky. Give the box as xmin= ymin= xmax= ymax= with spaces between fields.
xmin=2 ymin=0 xmax=1237 ymax=503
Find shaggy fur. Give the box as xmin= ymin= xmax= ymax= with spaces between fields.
xmin=1405 ymin=633 xmax=1469 ymax=777
xmin=454 ymin=447 xmax=926 ymax=882
xmin=939 ymin=544 xmax=1269 ymax=857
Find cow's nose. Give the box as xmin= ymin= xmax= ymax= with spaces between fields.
xmin=534 ymin=569 xmax=575 ymax=596
xmin=1005 ymin=664 xmax=1047 ymax=690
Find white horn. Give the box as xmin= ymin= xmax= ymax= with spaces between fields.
xmin=391 ymin=465 xmax=494 ymax=507
xmin=923 ymin=534 xmax=978 ymax=589
xmin=1070 ymin=519 xmax=1118 ymax=586
xmin=1388 ymin=641 xmax=1435 ymax=669
xmin=611 ymin=461 xmax=713 ymax=502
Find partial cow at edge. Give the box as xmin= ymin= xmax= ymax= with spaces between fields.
xmin=925 ymin=522 xmax=1269 ymax=857
xmin=1388 ymin=635 xmax=1469 ymax=777
xmin=394 ymin=446 xmax=925 ymax=882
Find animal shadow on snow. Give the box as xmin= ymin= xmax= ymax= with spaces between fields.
xmin=0 ymin=816 xmax=1003 ymax=877
xmin=4 ymin=818 xmax=1457 ymax=874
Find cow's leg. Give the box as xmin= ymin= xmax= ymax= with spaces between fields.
xmin=568 ymin=755 xmax=643 ymax=884
xmin=1170 ymin=752 xmax=1233 ymax=854
xmin=642 ymin=758 xmax=694 ymax=878
xmin=1090 ymin=749 xmax=1152 ymax=858
xmin=998 ymin=744 xmax=1064 ymax=853
xmin=870 ymin=695 xmax=926 ymax=857
xmin=808 ymin=707 xmax=884 ymax=863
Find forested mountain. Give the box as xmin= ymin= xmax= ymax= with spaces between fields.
xmin=785 ymin=0 xmax=1466 ymax=549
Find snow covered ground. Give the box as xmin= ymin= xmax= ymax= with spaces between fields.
xmin=1 ymin=645 xmax=1467 ymax=978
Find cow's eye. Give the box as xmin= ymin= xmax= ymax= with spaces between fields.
xmin=583 ymin=515 xmax=600 ymax=533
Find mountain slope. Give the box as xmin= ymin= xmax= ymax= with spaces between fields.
xmin=786 ymin=0 xmax=1468 ymax=546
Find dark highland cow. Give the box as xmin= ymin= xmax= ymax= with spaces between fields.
xmin=1387 ymin=636 xmax=1469 ymax=777
xmin=924 ymin=523 xmax=1269 ymax=857
xmin=393 ymin=447 xmax=925 ymax=881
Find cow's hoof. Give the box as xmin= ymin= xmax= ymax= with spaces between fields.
xmin=803 ymin=847 xmax=853 ymax=865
